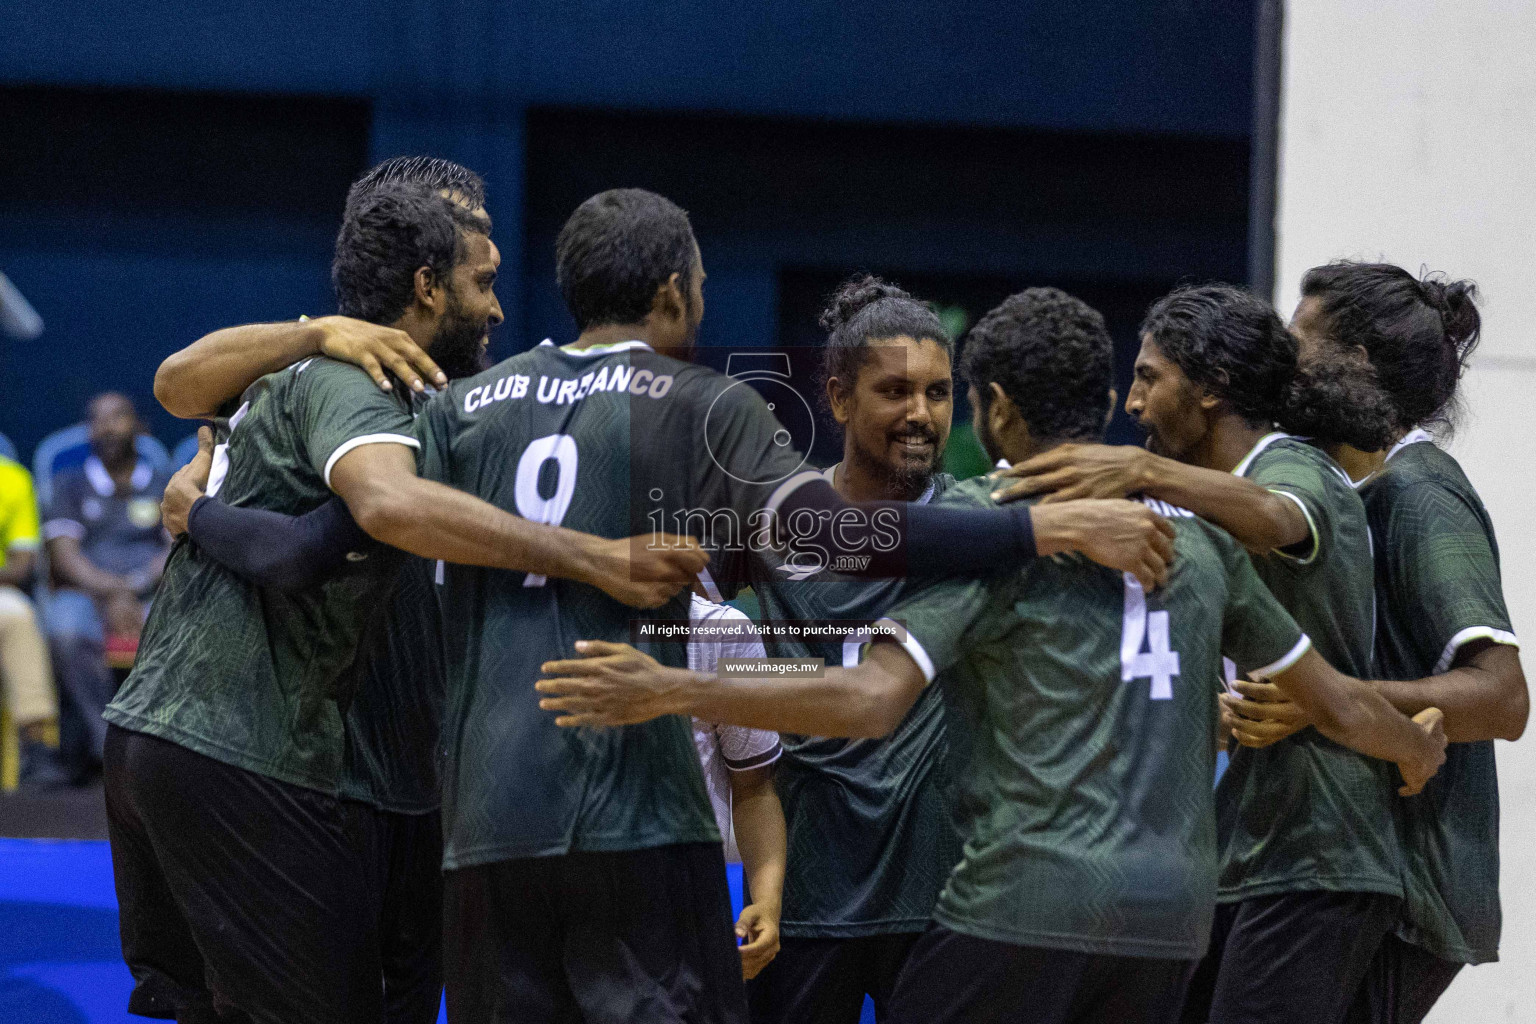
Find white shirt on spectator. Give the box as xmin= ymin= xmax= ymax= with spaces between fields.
xmin=688 ymin=593 xmax=781 ymax=863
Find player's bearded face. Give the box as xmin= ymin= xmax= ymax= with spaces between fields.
xmin=841 ymin=338 xmax=952 ymax=499
xmin=432 ymin=287 xmax=492 ymax=380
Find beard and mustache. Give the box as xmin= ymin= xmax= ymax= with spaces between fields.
xmin=857 ymin=423 xmax=943 ymax=499
xmin=431 ymin=294 xmax=493 ymax=381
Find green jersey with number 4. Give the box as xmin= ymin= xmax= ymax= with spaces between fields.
xmin=881 ymin=479 xmax=1310 ymax=959
xmin=1364 ymin=434 xmax=1519 ymax=965
xmin=416 ymin=340 xmax=809 ymax=869
xmin=105 ymin=357 xmax=418 ymax=792
xmin=1215 ymin=433 xmax=1403 ymax=901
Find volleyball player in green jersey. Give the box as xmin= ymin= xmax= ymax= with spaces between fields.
xmin=745 ymin=276 xmax=963 ymax=1024
xmin=162 ymin=187 xmax=1176 ymax=1024
xmin=535 ymin=286 xmax=1448 ymax=1024
xmin=107 ymin=181 xmax=703 ymax=1024
xmin=994 ymin=284 xmax=1410 ymax=1024
xmin=1232 ymin=262 xmax=1527 ymax=1024
xmin=155 ymin=157 xmax=501 ymax=1024
xmin=417 ymin=191 xmax=1180 ymax=1024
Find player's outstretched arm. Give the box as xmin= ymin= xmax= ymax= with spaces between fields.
xmin=730 ymin=765 xmax=786 ymax=980
xmin=1233 ymin=643 xmax=1527 ymax=746
xmin=330 ymin=442 xmax=706 ymax=609
xmin=155 ymin=317 xmax=446 ymax=419
xmin=1372 ymin=642 xmax=1527 ymax=743
xmin=991 ymin=444 xmax=1308 ymax=554
xmin=1254 ymin=647 xmax=1448 ymax=795
xmin=160 ymin=426 xmax=380 ymax=592
xmin=775 ymin=476 xmax=1176 ymax=591
xmin=536 ymin=639 xmax=926 ymax=738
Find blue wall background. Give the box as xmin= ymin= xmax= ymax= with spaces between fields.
xmin=1 ymin=0 xmax=1255 ymax=458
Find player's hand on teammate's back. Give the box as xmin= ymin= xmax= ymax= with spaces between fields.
xmin=162 ymin=426 xmax=214 ymax=538
xmin=1399 ymin=708 xmax=1447 ymax=797
xmin=735 ymin=902 xmax=780 ymax=979
xmin=990 ymin=443 xmax=1150 ymax=504
xmin=313 ymin=314 xmax=447 ymax=394
xmin=1221 ymin=680 xmax=1310 ymax=748
xmin=536 ymin=640 xmax=684 ymax=727
xmin=1028 ymin=499 xmax=1176 ymax=591
xmin=581 ymin=534 xmax=709 ymax=609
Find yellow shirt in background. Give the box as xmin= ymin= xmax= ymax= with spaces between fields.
xmin=0 ymin=457 xmax=42 ymax=569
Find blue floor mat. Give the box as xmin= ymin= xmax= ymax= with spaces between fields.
xmin=0 ymin=840 xmax=862 ymax=1023
xmin=0 ymin=839 xmax=135 ymax=1024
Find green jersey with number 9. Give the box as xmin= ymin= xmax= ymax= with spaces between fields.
xmin=878 ymin=479 xmax=1310 ymax=960
xmin=416 ymin=340 xmax=809 ymax=869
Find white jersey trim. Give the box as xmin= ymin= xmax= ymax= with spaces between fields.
xmin=84 ymin=455 xmax=154 ymax=497
xmin=542 ymin=338 xmax=655 ymax=357
xmin=1386 ymin=428 xmax=1434 ymax=463
xmin=876 ymin=616 xmax=937 ymax=683
xmin=1434 ymin=626 xmax=1520 ymax=675
xmin=1268 ymin=489 xmax=1322 ymax=565
xmin=696 ymin=567 xmax=724 ymax=603
xmin=1230 ymin=431 xmax=1292 ymax=479
xmin=763 ymin=470 xmax=825 ymax=519
xmin=323 ymin=433 xmax=421 ymax=489
xmin=41 ymin=518 xmax=86 ymax=541
xmin=1247 ymin=635 xmax=1312 ymax=680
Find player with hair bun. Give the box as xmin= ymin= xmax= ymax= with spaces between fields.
xmin=1241 ymin=262 xmax=1527 ymax=1024
xmin=989 ymin=284 xmax=1411 ymax=1024
xmin=536 ymin=285 xmax=1448 ymax=1024
xmin=745 ymin=273 xmax=962 ymax=1024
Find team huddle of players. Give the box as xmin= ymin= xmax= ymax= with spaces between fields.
xmin=98 ymin=156 xmax=1524 ymax=1024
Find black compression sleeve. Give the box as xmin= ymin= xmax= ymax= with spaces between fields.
xmin=186 ymin=495 xmax=373 ymax=593
xmin=773 ymin=477 xmax=1036 ymax=578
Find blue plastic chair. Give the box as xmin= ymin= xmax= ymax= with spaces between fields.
xmin=170 ymin=432 xmax=202 ymax=473
xmin=0 ymin=432 xmax=16 ymax=463
xmin=32 ymin=423 xmax=171 ymax=509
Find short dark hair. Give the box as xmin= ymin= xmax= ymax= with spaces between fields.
xmin=1300 ymin=261 xmax=1481 ymax=434
xmin=819 ymin=274 xmax=951 ymax=402
xmin=332 ymin=182 xmax=489 ymax=325
xmin=555 ymin=189 xmax=698 ymax=331
xmin=347 ymin=156 xmax=486 ymax=212
xmin=1140 ymin=284 xmax=1295 ymax=428
xmin=86 ymin=391 xmax=138 ymax=419
xmin=962 ymin=287 xmax=1112 ymax=443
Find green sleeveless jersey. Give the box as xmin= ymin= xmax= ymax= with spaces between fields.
xmin=105 ymin=357 xmax=417 ymax=792
xmin=1364 ymin=433 xmax=1518 ymax=964
xmin=884 ymin=479 xmax=1309 ymax=959
xmin=416 ymin=341 xmax=809 ymax=868
xmin=1215 ymin=434 xmax=1403 ymax=900
xmin=752 ymin=466 xmax=963 ymax=937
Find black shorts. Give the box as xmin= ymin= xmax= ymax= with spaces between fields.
xmin=444 ymin=843 xmax=747 ymax=1024
xmin=1181 ymin=891 xmax=1400 ymax=1024
xmin=104 ymin=725 xmax=380 ymax=1024
xmin=888 ymin=924 xmax=1191 ymax=1024
xmin=1343 ymin=933 xmax=1464 ymax=1024
xmin=352 ymin=802 xmax=444 ymax=1024
xmin=747 ymin=932 xmax=919 ymax=1024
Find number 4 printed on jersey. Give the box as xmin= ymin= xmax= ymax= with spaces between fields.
xmin=515 ymin=433 xmax=578 ymax=587
xmin=1121 ymin=573 xmax=1179 ymax=699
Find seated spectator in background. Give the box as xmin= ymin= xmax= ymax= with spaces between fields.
xmin=0 ymin=453 xmax=67 ymax=787
xmin=42 ymin=393 xmax=171 ymax=771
